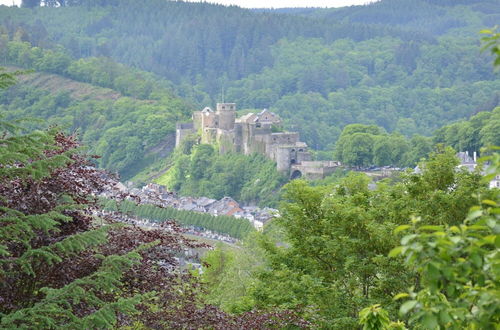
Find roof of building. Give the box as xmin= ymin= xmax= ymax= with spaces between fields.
xmin=256 ymin=109 xmax=280 ymax=121
xmin=457 ymin=151 xmax=475 ymax=164
xmin=207 ymin=197 xmax=241 ymax=215
xmin=258 ymin=109 xmax=275 ymax=116
xmin=239 ymin=113 xmax=257 ymax=123
xmin=195 ymin=197 xmax=217 ymax=207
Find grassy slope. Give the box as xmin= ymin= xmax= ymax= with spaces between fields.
xmin=8 ymin=66 xmax=122 ymax=101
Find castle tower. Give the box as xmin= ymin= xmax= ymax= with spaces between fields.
xmin=216 ymin=103 xmax=236 ymax=130
xmin=200 ymin=107 xmax=217 ymax=129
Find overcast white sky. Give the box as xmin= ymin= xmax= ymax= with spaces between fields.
xmin=0 ymin=0 xmax=377 ymax=8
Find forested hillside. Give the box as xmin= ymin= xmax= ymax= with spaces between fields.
xmin=0 ymin=0 xmax=498 ymax=174
xmin=1 ymin=1 xmax=499 ymax=329
xmin=1 ymin=0 xmax=498 ymax=153
xmin=227 ymin=37 xmax=499 ymax=149
xmin=0 ymin=41 xmax=193 ymax=179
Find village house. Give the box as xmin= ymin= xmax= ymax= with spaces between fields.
xmin=207 ymin=196 xmax=243 ymax=216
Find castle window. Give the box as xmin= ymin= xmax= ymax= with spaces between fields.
xmin=256 ymin=123 xmax=262 ymax=128
xmin=222 ymin=106 xmax=226 ymax=110
xmin=291 ymin=149 xmax=295 ymax=152
xmin=299 ymin=149 xmax=304 ymax=152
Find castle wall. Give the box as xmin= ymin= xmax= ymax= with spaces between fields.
xmin=291 ymin=161 xmax=340 ymax=180
xmin=269 ymin=132 xmax=299 ymax=146
xmin=219 ymin=111 xmax=235 ymax=130
xmin=234 ymin=123 xmax=243 ymax=153
xmin=192 ymin=112 xmax=202 ymax=130
xmin=217 ymin=129 xmax=236 ymax=154
xmin=202 ymin=127 xmax=217 ymax=144
xmin=297 ymin=151 xmax=312 ymax=163
xmin=175 ymin=123 xmax=195 ymax=148
xmin=257 ymin=109 xmax=281 ymax=124
xmin=240 ymin=123 xmax=269 ymax=155
xmin=249 ymin=137 xmax=267 ymax=155
xmin=265 ymin=142 xmax=277 ymax=160
xmin=254 ymin=124 xmax=272 ymax=136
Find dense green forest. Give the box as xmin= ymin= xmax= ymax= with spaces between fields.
xmin=434 ymin=106 xmax=500 ymax=153
xmin=0 ymin=0 xmax=498 ymax=197
xmin=0 ymin=40 xmax=193 ymax=179
xmin=1 ymin=1 xmax=499 ymax=328
xmin=226 ymin=36 xmax=499 ymax=149
xmin=1 ymin=0 xmax=499 ymax=152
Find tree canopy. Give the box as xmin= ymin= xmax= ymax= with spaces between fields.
xmin=201 ymin=147 xmax=495 ymax=328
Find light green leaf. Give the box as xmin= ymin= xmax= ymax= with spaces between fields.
xmin=482 ymin=199 xmax=497 ymax=207
xmin=395 ymin=225 xmax=411 ymax=234
xmin=401 ymin=234 xmax=417 ymax=245
xmin=399 ymin=300 xmax=417 ymax=315
xmin=389 ymin=246 xmax=403 ymax=258
xmin=393 ymin=293 xmax=409 ymax=301
xmin=418 ymin=225 xmax=443 ymax=232
xmin=422 ymin=314 xmax=438 ymax=329
xmin=466 ymin=210 xmax=482 ymax=221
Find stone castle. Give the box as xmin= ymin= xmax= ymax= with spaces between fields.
xmin=176 ymin=103 xmax=340 ymax=179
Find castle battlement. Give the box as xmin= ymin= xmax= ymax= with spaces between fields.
xmin=176 ymin=103 xmax=339 ymax=179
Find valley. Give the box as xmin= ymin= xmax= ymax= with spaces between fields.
xmin=0 ymin=0 xmax=499 ymax=328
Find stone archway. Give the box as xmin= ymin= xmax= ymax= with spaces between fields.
xmin=290 ymin=170 xmax=302 ymax=180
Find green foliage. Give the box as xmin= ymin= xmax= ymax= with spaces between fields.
xmin=228 ymin=36 xmax=499 ymax=150
xmin=201 ymin=238 xmax=264 ymax=313
xmin=0 ymin=68 xmax=17 ymax=89
xmin=386 ymin=149 xmax=500 ymax=329
xmin=343 ymin=133 xmax=376 ymax=167
xmin=102 ymin=199 xmax=255 ymax=239
xmin=481 ymin=27 xmax=500 ymax=68
xmin=359 ymin=304 xmax=406 ymax=330
xmin=1 ymin=106 xmax=255 ymax=328
xmin=0 ymin=40 xmax=193 ymax=179
xmin=1 ymin=248 xmax=146 ymax=329
xmin=0 ymin=0 xmax=498 ymax=152
xmin=334 ymin=124 xmax=430 ymax=167
xmin=157 ymin=144 xmax=287 ymax=207
xmin=0 ymin=119 xmax=145 ymax=327
xmin=434 ymin=107 xmax=500 ymax=155
xmin=336 ymin=107 xmax=500 ymax=168
xmin=203 ymin=147 xmax=491 ymax=327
